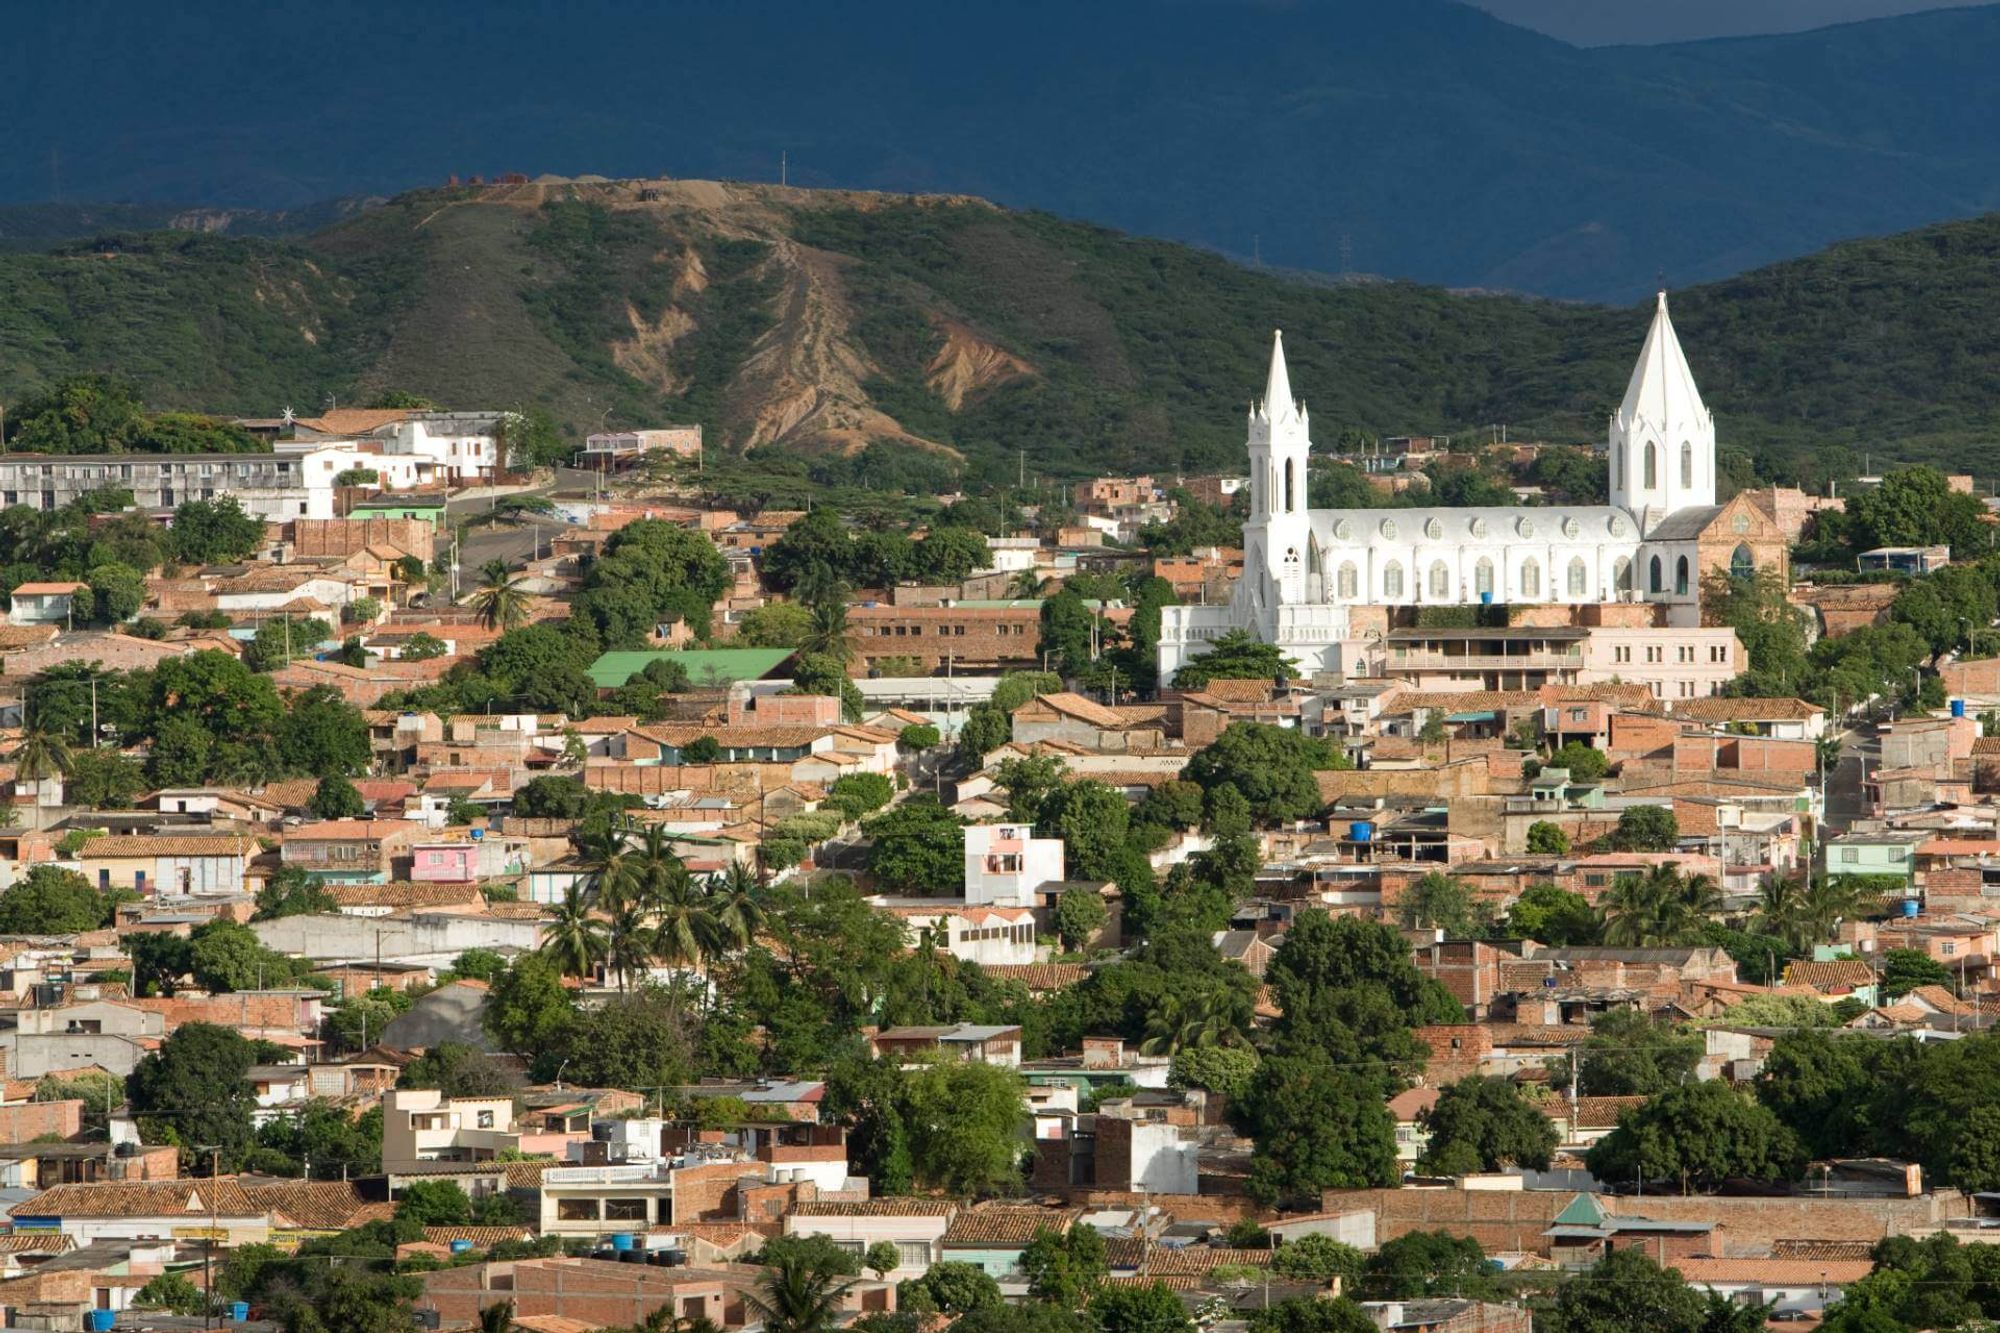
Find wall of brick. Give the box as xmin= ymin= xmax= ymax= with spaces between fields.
xmin=288 ymin=518 xmax=436 ymax=564
xmin=421 ymin=1261 xmax=729 ymax=1328
xmin=670 ymin=1162 xmax=754 ymax=1224
xmin=0 ymin=1100 xmax=81 ymax=1144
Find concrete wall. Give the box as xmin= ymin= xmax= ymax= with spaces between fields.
xmin=250 ymin=912 xmax=543 ymax=961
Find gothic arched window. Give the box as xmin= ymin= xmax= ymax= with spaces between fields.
xmin=1681 ymin=441 xmax=1694 ymax=489
xmin=1731 ymin=544 xmax=1754 ymax=581
xmin=1676 ymin=555 xmax=1691 ymax=596
xmin=1567 ymin=557 xmax=1587 ymax=598
xmin=1521 ymin=558 xmax=1542 ymax=598
xmin=1644 ymin=442 xmax=1658 ymax=489
xmin=1383 ymin=561 xmax=1404 ymax=599
xmin=1337 ymin=562 xmax=1358 ymax=599
xmin=1649 ymin=555 xmax=1664 ymax=593
xmin=1429 ymin=561 xmax=1449 ymax=600
xmin=1474 ymin=558 xmax=1494 ymax=598
xmin=1284 ymin=459 xmax=1295 ymax=513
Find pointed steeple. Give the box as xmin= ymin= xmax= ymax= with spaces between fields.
xmin=1618 ymin=291 xmax=1709 ymax=435
xmin=1263 ymin=329 xmax=1295 ymax=423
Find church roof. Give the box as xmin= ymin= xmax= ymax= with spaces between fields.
xmin=1640 ymin=504 xmax=1724 ymax=541
xmin=1260 ymin=329 xmax=1298 ymax=424
xmin=1307 ymin=504 xmax=1636 ymax=546
xmin=1618 ymin=291 xmax=1711 ymax=439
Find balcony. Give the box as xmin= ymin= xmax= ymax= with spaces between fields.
xmin=543 ymin=1162 xmax=677 ymax=1186
xmin=1387 ymin=650 xmax=1583 ymax=671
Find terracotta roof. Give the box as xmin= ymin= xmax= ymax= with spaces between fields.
xmin=0 ymin=625 xmax=61 ymax=651
xmin=943 ymin=1206 xmax=1076 ymax=1245
xmin=1783 ymin=959 xmax=1876 ymax=991
xmin=1667 ymin=697 xmax=1823 ymax=723
xmin=1016 ymin=691 xmax=1125 ymax=728
xmin=295 ymin=408 xmax=415 ymax=435
xmin=288 ymin=819 xmax=423 ymax=839
xmin=1771 ymin=1240 xmax=1877 ymax=1262
xmin=637 ymin=723 xmax=831 ymax=749
xmin=11 ymin=1179 xmax=257 ymax=1218
xmin=423 ymin=1225 xmax=536 ymax=1246
xmin=8 ymin=582 xmax=87 ymax=596
xmin=1905 ymin=983 xmax=1973 ymax=1015
xmin=326 ymin=882 xmax=486 ymax=908
xmin=0 ymin=1234 xmax=72 ymax=1254
xmin=1126 ymin=1247 xmax=1275 ymax=1277
xmin=1198 ymin=679 xmax=1283 ymax=703
xmin=792 ymin=1199 xmax=956 ymax=1217
xmin=979 ymin=963 xmax=1088 ymax=992
xmin=1673 ymin=1257 xmax=1873 ymax=1285
xmin=246 ymin=1180 xmax=395 ymax=1230
xmin=79 ymin=835 xmax=253 ymax=859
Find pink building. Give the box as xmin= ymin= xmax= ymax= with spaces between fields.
xmin=1579 ymin=626 xmax=1743 ymax=702
xmin=410 ymin=841 xmax=478 ymax=883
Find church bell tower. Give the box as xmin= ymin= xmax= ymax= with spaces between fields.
xmin=1609 ymin=291 xmax=1716 ymax=530
xmin=1247 ymin=330 xmax=1312 ymax=604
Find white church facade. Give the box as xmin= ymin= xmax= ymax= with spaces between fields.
xmin=1158 ymin=293 xmax=1730 ymax=683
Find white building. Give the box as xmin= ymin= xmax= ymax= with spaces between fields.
xmin=889 ymin=904 xmax=1040 ymax=967
xmin=381 ymin=1089 xmax=519 ymax=1173
xmin=1158 ymin=293 xmax=1723 ymax=682
xmin=963 ymin=823 xmax=1064 ymax=908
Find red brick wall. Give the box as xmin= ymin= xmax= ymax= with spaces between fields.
xmin=1610 ymin=714 xmax=1679 ymax=759
xmin=421 ymin=1261 xmax=728 ymax=1329
xmin=0 ymin=1100 xmax=81 ymax=1144
xmin=670 ymin=1161 xmax=752 ymax=1224
xmin=1412 ymin=1026 xmax=1492 ymax=1085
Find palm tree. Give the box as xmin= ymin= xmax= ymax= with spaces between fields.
xmin=604 ymin=900 xmax=655 ymax=994
xmin=477 ymin=1301 xmax=515 ymax=1333
xmin=707 ymin=861 xmax=766 ymax=948
xmin=1139 ymin=984 xmax=1252 ymax=1055
xmin=746 ymin=1244 xmax=857 ymax=1333
xmin=1007 ymin=569 xmax=1047 ymax=599
xmin=799 ymin=598 xmax=852 ymax=664
xmin=10 ymin=727 xmax=74 ymax=830
xmin=1801 ymin=872 xmax=1881 ymax=944
xmin=1751 ymin=872 xmax=1811 ymax=952
xmin=469 ymin=558 xmax=529 ymax=632
xmin=574 ymin=814 xmax=639 ymax=907
xmin=1599 ymin=863 xmax=1719 ymax=948
xmin=539 ymin=885 xmax=608 ymax=982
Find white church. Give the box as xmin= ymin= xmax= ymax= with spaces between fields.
xmin=1157 ymin=293 xmax=1749 ymax=683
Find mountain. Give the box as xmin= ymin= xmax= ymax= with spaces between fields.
xmin=3 ymin=179 xmax=1999 ymax=490
xmin=5 ymin=1 xmax=2000 ymax=299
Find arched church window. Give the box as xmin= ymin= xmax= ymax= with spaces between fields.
xmin=1474 ymin=558 xmax=1494 ymax=598
xmin=1733 ymin=512 xmax=1751 ymax=534
xmin=1521 ymin=558 xmax=1542 ymax=598
xmin=1608 ymin=516 xmax=1626 ymax=537
xmin=1337 ymin=562 xmax=1358 ymax=599
xmin=1429 ymin=561 xmax=1449 ymax=599
xmin=1567 ymin=557 xmax=1587 ymax=598
xmin=1614 ymin=556 xmax=1631 ymax=593
xmin=1676 ymin=555 xmax=1691 ymax=596
xmin=1425 ymin=518 xmax=1443 ymax=541
xmin=1644 ymin=442 xmax=1658 ymax=489
xmin=1383 ymin=561 xmax=1404 ymax=599
xmin=1562 ymin=517 xmax=1580 ymax=539
xmin=1334 ymin=519 xmax=1352 ymax=541
xmin=1517 ymin=517 xmax=1535 ymax=538
xmin=1680 ymin=442 xmax=1693 ymax=489
xmin=1284 ymin=460 xmax=1295 ymax=513
xmin=1731 ymin=545 xmax=1754 ymax=580
xmin=1649 ymin=555 xmax=1664 ymax=593
xmin=1469 ymin=518 xmax=1488 ymax=539
xmin=1380 ymin=518 xmax=1398 ymax=540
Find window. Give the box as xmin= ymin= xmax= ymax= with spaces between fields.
xmin=1644 ymin=442 xmax=1658 ymax=488
xmin=1649 ymin=556 xmax=1663 ymax=593
xmin=604 ymin=1198 xmax=650 ymax=1222
xmin=1383 ymin=561 xmax=1404 ymax=598
xmin=1676 ymin=556 xmax=1690 ymax=596
xmin=1428 ymin=561 xmax=1449 ymax=599
xmin=1283 ymin=459 xmax=1295 ymax=512
xmin=556 ymin=1198 xmax=602 ymax=1221
xmin=1943 ymin=942 xmax=1957 ymax=957
xmin=1337 ymin=562 xmax=1358 ymax=599
xmin=476 ymin=1109 xmax=495 ymax=1129
xmin=1731 ymin=544 xmax=1754 ymax=580
xmin=1841 ymin=848 xmax=1858 ymax=864
xmin=1615 ymin=646 xmax=1631 ymax=664
xmin=1678 ymin=645 xmax=1694 ymax=663
xmin=1646 ymin=646 xmax=1662 ymax=663
xmin=897 ymin=1241 xmax=932 ymax=1268
xmin=1614 ymin=556 xmax=1631 ymax=593
xmin=1567 ymin=557 xmax=1587 ymax=598
xmin=1680 ymin=441 xmax=1693 ymax=489
xmin=1474 ymin=558 xmax=1494 ymax=598
xmin=1711 ymin=645 xmax=1728 ymax=662
xmin=1520 ymin=558 xmax=1541 ymax=598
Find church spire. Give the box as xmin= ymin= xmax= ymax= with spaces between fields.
xmin=1263 ymin=329 xmax=1295 ymax=423
xmin=1618 ymin=290 xmax=1708 ymax=436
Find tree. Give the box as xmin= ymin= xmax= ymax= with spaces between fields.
xmin=1396 ymin=872 xmax=1484 ymax=936
xmin=1239 ymin=1051 xmax=1399 ymax=1204
xmin=1268 ymin=1234 xmax=1364 ymax=1285
xmin=87 ymin=561 xmax=145 ymax=623
xmin=127 ymin=1022 xmax=262 ymax=1167
xmin=401 ymin=1042 xmax=515 ymax=1098
xmin=1598 ymin=863 xmax=1717 ymax=947
xmin=1135 ymin=780 xmax=1205 ymax=832
xmin=1544 ymin=741 xmax=1610 ymax=782
xmin=748 ymin=1233 xmax=860 ymax=1333
xmin=826 ymin=773 xmax=895 ymax=821
xmin=1505 ymin=882 xmax=1598 ymax=945
xmin=484 ymin=954 xmax=575 ymax=1058
xmin=1882 ymin=946 xmax=1956 ymax=999
xmin=134 ymin=1273 xmax=207 ymax=1315
xmin=1036 ymin=780 xmax=1129 ymax=880
xmin=469 ymin=560 xmax=531 ymax=633
xmin=1246 ymin=1300 xmax=1376 ymax=1333
xmin=1091 ymin=1282 xmax=1193 ymax=1333
xmin=897 ymin=1261 xmax=1002 ymax=1315
xmin=254 ymin=867 xmax=337 ymax=921
xmin=1416 ymin=1075 xmax=1558 ymax=1173
xmin=1168 ymin=1045 xmax=1260 ymax=1100
xmin=863 ymin=1242 xmax=901 ymax=1281
xmin=738 ymin=602 xmax=815 ymax=648
xmin=918 ymin=527 xmax=991 ymax=583
xmin=1586 ymin=1080 xmax=1806 ymax=1192
xmin=1053 ymin=887 xmax=1109 ymax=952
xmin=1360 ymin=1232 xmax=1497 ymax=1301
xmin=991 ymin=672 xmax=1064 ymax=714
xmin=1037 ymin=589 xmax=1098 ymax=675
xmin=901 ymin=1057 xmax=1027 ymax=1195
xmin=1021 ymin=1225 xmax=1107 ymax=1306
xmin=864 ymin=798 xmax=965 ymax=895
xmin=540 ymin=885 xmax=608 ymax=980
xmin=1172 ymin=629 xmax=1297 ymax=689
xmin=898 ymin=723 xmax=940 ymax=751
xmin=0 ymin=865 xmax=110 ymax=934
xmin=571 ymin=519 xmax=731 ymax=644
xmin=1849 ymin=465 xmax=1992 ymax=556
xmin=1184 ymin=722 xmax=1340 ymax=826
xmin=243 ymin=615 xmax=331 ymax=672
xmin=1525 ymin=821 xmax=1571 ymax=854
xmin=307 ymin=774 xmax=365 ymax=819
xmin=65 ymin=749 xmax=146 ymax=809
xmin=1558 ymin=1009 xmax=1703 ymax=1096
xmin=169 ymin=497 xmax=266 ymax=564
xmin=395 ymin=1180 xmax=474 ymax=1226
xmin=1611 ymin=805 xmax=1679 ymax=851
xmin=190 ymin=919 xmax=305 ymax=992
xmin=399 ymin=632 xmax=449 ymax=661
xmin=955 ymin=704 xmax=1010 ymax=763
xmin=993 ymin=754 xmax=1069 ymax=824
xmin=1539 ymin=1246 xmax=1767 ymax=1333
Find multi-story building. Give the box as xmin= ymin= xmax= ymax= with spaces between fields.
xmin=1577 ymin=625 xmax=1743 ymax=700
xmin=381 ymin=1090 xmax=522 ymax=1173
xmin=0 ymin=451 xmax=341 ymax=520
xmin=963 ymin=823 xmax=1064 ymax=908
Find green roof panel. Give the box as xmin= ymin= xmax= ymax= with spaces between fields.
xmin=588 ymin=648 xmax=795 ymax=690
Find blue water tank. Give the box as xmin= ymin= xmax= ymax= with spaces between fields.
xmin=1350 ymin=821 xmax=1375 ymax=843
xmin=470 ymin=828 xmax=484 ymax=841
xmin=1901 ymin=898 xmax=1921 ymax=918
xmin=87 ymin=1311 xmax=115 ymax=1333
xmin=1480 ymin=592 xmax=1493 ymax=605
xmin=229 ymin=1302 xmax=250 ymax=1323
xmin=611 ymin=1232 xmax=638 ymax=1252
xmin=1953 ymin=698 xmax=1968 ymax=718
xmin=450 ymin=1238 xmax=475 ymax=1254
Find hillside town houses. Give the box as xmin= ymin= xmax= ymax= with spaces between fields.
xmin=4 ymin=324 xmax=2000 ymax=1333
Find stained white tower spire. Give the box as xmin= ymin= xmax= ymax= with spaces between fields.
xmin=1263 ymin=329 xmax=1296 ymax=422
xmin=1608 ymin=290 xmax=1716 ymax=524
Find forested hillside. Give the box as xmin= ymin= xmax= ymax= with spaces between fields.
xmin=2 ymin=180 xmax=1998 ymax=491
